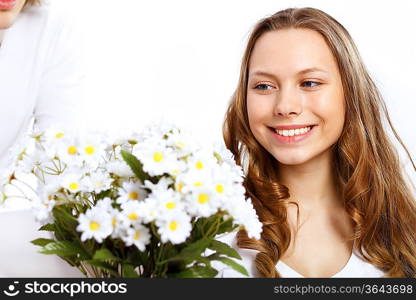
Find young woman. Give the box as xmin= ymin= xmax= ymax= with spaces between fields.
xmin=220 ymin=7 xmax=416 ymax=277
xmin=0 ymin=0 xmax=83 ymax=276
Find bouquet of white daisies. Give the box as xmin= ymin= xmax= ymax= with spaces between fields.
xmin=0 ymin=123 xmax=262 ymax=278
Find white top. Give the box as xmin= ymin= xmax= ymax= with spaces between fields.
xmin=0 ymin=3 xmax=84 ymax=277
xmin=0 ymin=2 xmax=83 ymax=172
xmin=0 ymin=209 xmax=83 ymax=277
xmin=213 ymin=231 xmax=385 ymax=278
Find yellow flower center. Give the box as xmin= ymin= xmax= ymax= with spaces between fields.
xmin=194 ymin=181 xmax=203 ymax=187
xmin=128 ymin=212 xmax=138 ymax=221
xmin=55 ymin=132 xmax=64 ymax=138
xmin=165 ymin=202 xmax=176 ymax=210
xmin=216 ymin=184 xmax=224 ymax=194
xmin=198 ymin=193 xmax=209 ymax=204
xmin=68 ymin=146 xmax=77 ymax=155
xmin=112 ymin=217 xmax=117 ymax=227
xmin=89 ymin=221 xmax=100 ymax=231
xmin=176 ymin=183 xmax=183 ymax=193
xmin=85 ymin=146 xmax=95 ymax=155
xmin=153 ymin=152 xmax=164 ymax=162
xmin=195 ymin=160 xmax=204 ymax=170
xmin=169 ymin=221 xmax=178 ymax=231
xmin=128 ymin=192 xmax=139 ymax=200
xmin=133 ymin=231 xmax=141 ymax=240
xmin=69 ymin=182 xmax=79 ymax=191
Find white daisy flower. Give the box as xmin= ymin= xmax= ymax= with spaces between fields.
xmin=107 ymin=160 xmax=134 ymax=177
xmin=166 ymin=129 xmax=198 ymax=157
xmin=32 ymin=198 xmax=56 ymax=224
xmin=41 ymin=128 xmax=71 ymax=158
xmin=78 ymin=134 xmax=106 ymax=168
xmin=138 ymin=198 xmax=159 ymax=224
xmin=150 ymin=188 xmax=184 ymax=219
xmin=95 ymin=197 xmax=113 ymax=210
xmin=17 ymin=149 xmax=49 ymax=173
xmin=179 ymin=169 xmax=213 ymax=194
xmin=117 ymin=181 xmax=147 ymax=204
xmin=210 ymin=166 xmax=239 ymax=200
xmin=44 ymin=128 xmax=68 ymax=142
xmin=57 ymin=135 xmax=83 ymax=168
xmin=97 ymin=204 xmax=127 ymax=239
xmin=213 ymin=141 xmax=236 ymax=166
xmin=187 ymin=150 xmax=217 ymax=173
xmin=76 ymin=208 xmax=113 ymax=243
xmin=166 ymin=159 xmax=188 ymax=177
xmin=156 ymin=212 xmax=192 ymax=244
xmin=60 ymin=172 xmax=85 ymax=193
xmin=144 ymin=178 xmax=173 ymax=193
xmin=226 ymin=197 xmax=262 ymax=240
xmin=185 ymin=187 xmax=219 ymax=217
xmin=122 ymin=223 xmax=151 ymax=251
xmin=120 ymin=200 xmax=143 ymax=226
xmin=83 ymin=170 xmax=113 ymax=194
xmin=133 ymin=140 xmax=178 ymax=176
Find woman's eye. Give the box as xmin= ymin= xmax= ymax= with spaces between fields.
xmin=254 ymin=84 xmax=274 ymax=90
xmin=301 ymin=81 xmax=321 ymax=88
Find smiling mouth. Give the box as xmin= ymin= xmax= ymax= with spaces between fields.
xmin=268 ymin=125 xmax=316 ymax=137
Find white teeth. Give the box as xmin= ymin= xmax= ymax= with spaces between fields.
xmin=275 ymin=126 xmax=312 ymax=137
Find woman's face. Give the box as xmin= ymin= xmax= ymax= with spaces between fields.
xmin=247 ymin=28 xmax=345 ymax=166
xmin=0 ymin=0 xmax=27 ymax=29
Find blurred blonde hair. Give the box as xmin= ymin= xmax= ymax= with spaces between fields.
xmin=24 ymin=0 xmax=40 ymax=7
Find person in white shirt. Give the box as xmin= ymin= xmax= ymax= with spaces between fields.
xmin=221 ymin=7 xmax=416 ymax=278
xmin=0 ymin=0 xmax=83 ymax=276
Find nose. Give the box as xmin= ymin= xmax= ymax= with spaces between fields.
xmin=273 ymin=86 xmax=303 ymax=117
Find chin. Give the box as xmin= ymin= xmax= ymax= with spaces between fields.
xmin=271 ymin=150 xmax=313 ymax=166
xmin=0 ymin=15 xmax=16 ymax=30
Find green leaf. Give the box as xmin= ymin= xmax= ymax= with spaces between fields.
xmin=177 ymin=238 xmax=211 ymax=261
xmin=93 ymin=248 xmax=119 ymax=261
xmin=214 ymin=257 xmax=249 ymax=277
xmin=31 ymin=238 xmax=54 ymax=247
xmin=40 ymin=241 xmax=89 ymax=259
xmin=86 ymin=260 xmax=120 ymax=277
xmin=96 ymin=189 xmax=112 ymax=200
xmin=168 ymin=265 xmax=218 ymax=278
xmin=52 ymin=206 xmax=79 ymax=241
xmin=38 ymin=223 xmax=56 ymax=232
xmin=209 ymin=239 xmax=241 ymax=260
xmin=122 ymin=263 xmax=139 ymax=278
xmin=120 ymin=150 xmax=151 ymax=182
xmin=216 ymin=219 xmax=237 ymax=235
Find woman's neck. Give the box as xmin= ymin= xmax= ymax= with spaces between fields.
xmin=0 ymin=30 xmax=4 ymax=44
xmin=277 ymin=149 xmax=342 ymax=210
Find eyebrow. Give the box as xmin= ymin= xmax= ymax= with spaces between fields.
xmin=249 ymin=67 xmax=328 ymax=78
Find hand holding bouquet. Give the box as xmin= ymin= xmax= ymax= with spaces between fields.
xmin=1 ymin=123 xmax=262 ymax=277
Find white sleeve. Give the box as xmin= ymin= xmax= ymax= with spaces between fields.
xmin=33 ymin=11 xmax=85 ymax=132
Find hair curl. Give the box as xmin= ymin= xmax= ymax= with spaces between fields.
xmin=223 ymin=7 xmax=416 ymax=277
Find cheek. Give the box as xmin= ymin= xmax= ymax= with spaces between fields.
xmin=311 ymin=87 xmax=345 ymax=140
xmin=247 ymin=94 xmax=270 ymax=143
xmin=247 ymin=93 xmax=274 ymax=127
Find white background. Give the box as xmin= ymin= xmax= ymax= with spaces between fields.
xmin=56 ymin=0 xmax=416 ymax=184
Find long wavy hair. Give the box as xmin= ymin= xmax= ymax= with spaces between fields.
xmin=223 ymin=7 xmax=416 ymax=277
